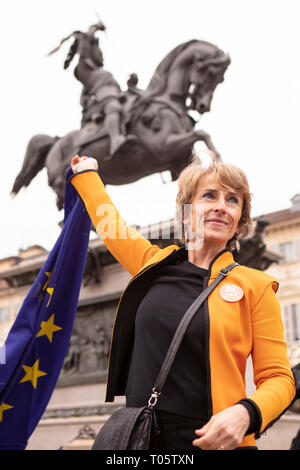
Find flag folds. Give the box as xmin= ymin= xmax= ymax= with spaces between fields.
xmin=0 ymin=168 xmax=91 ymax=449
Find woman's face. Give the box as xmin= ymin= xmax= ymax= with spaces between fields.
xmin=188 ymin=172 xmax=243 ymax=249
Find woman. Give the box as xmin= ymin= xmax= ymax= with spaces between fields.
xmin=70 ymin=151 xmax=295 ymax=450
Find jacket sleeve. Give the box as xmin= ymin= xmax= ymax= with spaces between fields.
xmin=69 ymin=170 xmax=161 ymax=276
xmin=248 ymin=281 xmax=296 ymax=437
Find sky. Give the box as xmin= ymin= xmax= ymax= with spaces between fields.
xmin=1 ymin=0 xmax=300 ymax=259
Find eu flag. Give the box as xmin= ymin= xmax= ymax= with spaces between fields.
xmin=0 ymin=168 xmax=91 ymax=449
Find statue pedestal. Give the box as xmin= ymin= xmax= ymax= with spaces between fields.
xmin=27 ymin=382 xmax=125 ymax=450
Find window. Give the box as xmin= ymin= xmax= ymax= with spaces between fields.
xmin=291 ymin=304 xmax=300 ymax=341
xmin=269 ymin=239 xmax=300 ymax=264
xmin=278 ymin=241 xmax=296 ymax=263
xmin=283 ymin=304 xmax=300 ymax=344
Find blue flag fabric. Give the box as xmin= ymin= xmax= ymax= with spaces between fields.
xmin=0 ymin=168 xmax=91 ymax=449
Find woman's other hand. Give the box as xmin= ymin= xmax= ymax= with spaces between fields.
xmin=192 ymin=404 xmax=250 ymax=450
xmin=71 ymin=155 xmax=98 ymax=174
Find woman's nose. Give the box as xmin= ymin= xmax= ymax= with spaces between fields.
xmin=213 ymin=197 xmax=226 ymax=212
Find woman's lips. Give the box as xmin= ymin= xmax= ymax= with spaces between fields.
xmin=205 ymin=219 xmax=227 ymax=226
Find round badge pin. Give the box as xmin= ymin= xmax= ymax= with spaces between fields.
xmin=219 ymin=284 xmax=244 ymax=302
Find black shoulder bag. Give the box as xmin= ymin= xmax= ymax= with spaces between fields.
xmin=92 ymin=262 xmax=239 ymax=450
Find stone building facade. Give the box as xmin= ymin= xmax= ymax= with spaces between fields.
xmin=262 ymin=194 xmax=300 ymax=369
xmin=247 ymin=196 xmax=300 ymax=449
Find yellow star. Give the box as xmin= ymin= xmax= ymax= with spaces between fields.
xmin=46 ymin=287 xmax=54 ymax=307
xmin=36 ymin=313 xmax=62 ymax=343
xmin=0 ymin=403 xmax=13 ymax=422
xmin=43 ymin=272 xmax=52 ymax=291
xmin=19 ymin=359 xmax=47 ymax=389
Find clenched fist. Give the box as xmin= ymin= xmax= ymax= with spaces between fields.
xmin=71 ymin=155 xmax=98 ymax=174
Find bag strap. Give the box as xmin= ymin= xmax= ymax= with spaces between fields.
xmin=148 ymin=262 xmax=239 ymax=407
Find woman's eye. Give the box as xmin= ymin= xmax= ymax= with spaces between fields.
xmin=228 ymin=196 xmax=239 ymax=204
xmin=202 ymin=192 xmax=239 ymax=204
xmin=203 ymin=192 xmax=214 ymax=199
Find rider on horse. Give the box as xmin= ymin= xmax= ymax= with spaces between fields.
xmin=67 ymin=22 xmax=137 ymax=158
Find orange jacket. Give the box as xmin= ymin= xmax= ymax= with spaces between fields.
xmin=70 ymin=170 xmax=296 ymax=447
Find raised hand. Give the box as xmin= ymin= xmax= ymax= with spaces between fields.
xmin=71 ymin=155 xmax=98 ymax=173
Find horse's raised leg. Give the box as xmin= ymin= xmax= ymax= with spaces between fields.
xmin=150 ymin=108 xmax=221 ymax=161
xmin=164 ymin=128 xmax=221 ymax=160
xmin=164 ymin=130 xmax=220 ymax=158
xmin=192 ymin=129 xmax=221 ymax=160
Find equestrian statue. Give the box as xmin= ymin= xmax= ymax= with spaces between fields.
xmin=12 ymin=21 xmax=231 ymax=210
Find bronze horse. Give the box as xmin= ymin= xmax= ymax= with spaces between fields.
xmin=12 ymin=39 xmax=230 ymax=210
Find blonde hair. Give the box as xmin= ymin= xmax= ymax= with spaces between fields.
xmin=175 ymin=150 xmax=255 ymax=249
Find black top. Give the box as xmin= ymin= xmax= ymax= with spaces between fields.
xmin=125 ymin=248 xmax=209 ymax=419
xmin=125 ymin=248 xmax=260 ymax=432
